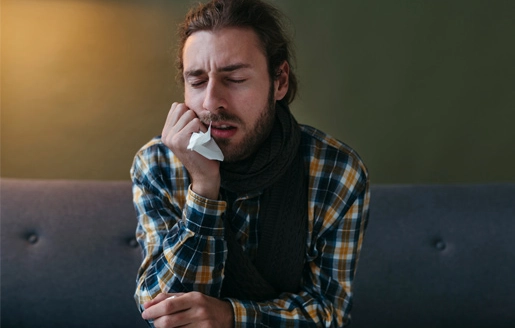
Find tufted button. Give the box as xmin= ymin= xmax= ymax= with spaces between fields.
xmin=27 ymin=234 xmax=39 ymax=244
xmin=129 ymin=238 xmax=139 ymax=248
xmin=435 ymin=240 xmax=446 ymax=251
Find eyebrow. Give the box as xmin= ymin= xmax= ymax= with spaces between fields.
xmin=184 ymin=63 xmax=251 ymax=78
xmin=219 ymin=63 xmax=251 ymax=72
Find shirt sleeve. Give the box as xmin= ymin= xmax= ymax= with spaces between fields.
xmin=131 ymin=149 xmax=228 ymax=306
xmin=226 ymin=171 xmax=370 ymax=327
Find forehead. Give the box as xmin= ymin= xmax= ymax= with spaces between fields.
xmin=182 ymin=27 xmax=267 ymax=72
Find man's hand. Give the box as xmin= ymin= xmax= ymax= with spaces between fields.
xmin=141 ymin=292 xmax=234 ymax=328
xmin=161 ymin=103 xmax=221 ymax=199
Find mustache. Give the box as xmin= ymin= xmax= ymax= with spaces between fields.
xmin=200 ymin=112 xmax=243 ymax=125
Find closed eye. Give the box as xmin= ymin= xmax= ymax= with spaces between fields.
xmin=189 ymin=80 xmax=206 ymax=87
xmin=227 ymin=78 xmax=247 ymax=84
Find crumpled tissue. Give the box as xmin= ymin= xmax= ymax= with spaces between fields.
xmin=187 ymin=123 xmax=224 ymax=161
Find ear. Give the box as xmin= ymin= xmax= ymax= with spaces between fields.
xmin=273 ymin=61 xmax=289 ymax=101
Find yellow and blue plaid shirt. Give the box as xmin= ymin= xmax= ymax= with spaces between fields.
xmin=131 ymin=124 xmax=370 ymax=327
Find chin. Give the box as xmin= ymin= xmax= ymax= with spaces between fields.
xmin=220 ymin=145 xmax=255 ymax=163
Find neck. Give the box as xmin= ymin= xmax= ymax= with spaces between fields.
xmin=220 ymin=102 xmax=300 ymax=194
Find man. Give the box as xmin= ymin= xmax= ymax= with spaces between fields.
xmin=131 ymin=0 xmax=370 ymax=327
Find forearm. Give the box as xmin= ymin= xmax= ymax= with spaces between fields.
xmin=134 ymin=184 xmax=228 ymax=305
xmin=226 ymin=288 xmax=347 ymax=327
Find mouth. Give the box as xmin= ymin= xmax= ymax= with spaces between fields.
xmin=209 ymin=123 xmax=238 ymax=139
xmin=211 ymin=124 xmax=234 ymax=130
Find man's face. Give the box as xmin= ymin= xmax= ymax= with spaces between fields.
xmin=182 ymin=27 xmax=278 ymax=162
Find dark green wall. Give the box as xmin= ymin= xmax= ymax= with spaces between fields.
xmin=2 ymin=0 xmax=514 ymax=183
xmin=284 ymin=0 xmax=515 ymax=183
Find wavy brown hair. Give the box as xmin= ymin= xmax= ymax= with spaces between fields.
xmin=176 ymin=0 xmax=298 ymax=104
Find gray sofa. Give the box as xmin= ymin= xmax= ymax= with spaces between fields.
xmin=1 ymin=178 xmax=514 ymax=327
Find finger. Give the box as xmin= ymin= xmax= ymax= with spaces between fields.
xmin=153 ymin=314 xmax=190 ymax=328
xmin=174 ymin=110 xmax=200 ymax=135
xmin=162 ymin=113 xmax=199 ymax=150
xmin=143 ymin=292 xmax=173 ymax=310
xmin=163 ymin=109 xmax=201 ymax=140
xmin=163 ymin=103 xmax=186 ymax=130
xmin=164 ymin=117 xmax=203 ymax=153
xmin=141 ymin=293 xmax=189 ymax=321
xmin=167 ymin=104 xmax=209 ymax=134
xmin=162 ymin=103 xmax=194 ymax=136
xmin=165 ymin=292 xmax=186 ymax=300
xmin=142 ymin=292 xmax=188 ymax=310
xmin=151 ymin=303 xmax=192 ymax=328
xmin=162 ymin=103 xmax=180 ymax=134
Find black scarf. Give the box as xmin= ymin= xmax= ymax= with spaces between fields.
xmin=219 ymin=102 xmax=308 ymax=301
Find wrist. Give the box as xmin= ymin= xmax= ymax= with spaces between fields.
xmin=223 ymin=300 xmax=235 ymax=328
xmin=190 ymin=176 xmax=220 ymax=200
xmin=185 ymin=186 xmax=226 ymax=238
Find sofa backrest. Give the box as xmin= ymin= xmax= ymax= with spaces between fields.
xmin=2 ymin=179 xmax=514 ymax=327
xmin=1 ymin=178 xmax=146 ymax=328
xmin=351 ymin=184 xmax=515 ymax=328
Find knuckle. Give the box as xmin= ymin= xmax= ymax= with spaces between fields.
xmin=160 ymin=316 xmax=174 ymax=327
xmin=163 ymin=300 xmax=174 ymax=313
xmin=184 ymin=110 xmax=197 ymax=122
xmin=161 ymin=133 xmax=175 ymax=149
xmin=191 ymin=117 xmax=202 ymax=129
xmin=174 ymin=135 xmax=184 ymax=146
xmin=172 ymin=311 xmax=186 ymax=323
xmin=190 ymin=291 xmax=203 ymax=301
xmin=161 ymin=129 xmax=170 ymax=141
xmin=171 ymin=102 xmax=183 ymax=111
xmin=196 ymin=306 xmax=208 ymax=318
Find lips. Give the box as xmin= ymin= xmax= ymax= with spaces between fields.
xmin=213 ymin=124 xmax=233 ymax=130
xmin=210 ymin=123 xmax=238 ymax=139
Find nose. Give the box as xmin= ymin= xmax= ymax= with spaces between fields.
xmin=202 ymin=80 xmax=226 ymax=112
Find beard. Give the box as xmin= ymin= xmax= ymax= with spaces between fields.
xmin=201 ymin=83 xmax=276 ymax=162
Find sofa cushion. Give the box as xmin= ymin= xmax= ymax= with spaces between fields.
xmin=351 ymin=184 xmax=515 ymax=328
xmin=3 ymin=179 xmax=514 ymax=327
xmin=1 ymin=178 xmax=147 ymax=328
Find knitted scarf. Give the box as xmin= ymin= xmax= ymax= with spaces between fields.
xmin=219 ymin=102 xmax=308 ymax=301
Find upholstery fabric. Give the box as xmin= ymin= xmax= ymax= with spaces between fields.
xmin=1 ymin=179 xmax=514 ymax=327
xmin=351 ymin=184 xmax=515 ymax=328
xmin=1 ymin=179 xmax=146 ymax=328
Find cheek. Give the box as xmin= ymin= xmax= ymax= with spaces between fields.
xmin=184 ymin=89 xmax=202 ymax=110
xmin=239 ymin=88 xmax=269 ymax=109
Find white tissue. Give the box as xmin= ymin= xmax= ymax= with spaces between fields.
xmin=187 ymin=123 xmax=224 ymax=161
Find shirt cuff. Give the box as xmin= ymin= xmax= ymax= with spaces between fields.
xmin=183 ymin=185 xmax=227 ymax=238
xmin=226 ymin=298 xmax=263 ymax=327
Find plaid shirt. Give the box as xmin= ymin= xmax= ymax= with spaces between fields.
xmin=131 ymin=124 xmax=370 ymax=327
